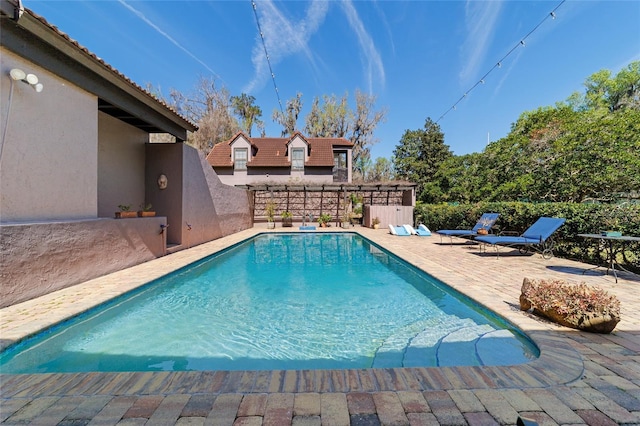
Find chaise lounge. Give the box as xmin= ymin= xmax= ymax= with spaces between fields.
xmin=388 ymin=224 xmax=411 ymax=236
xmin=437 ymin=213 xmax=499 ymax=244
xmin=403 ymin=224 xmax=432 ymax=236
xmin=475 ymin=216 xmax=566 ymax=259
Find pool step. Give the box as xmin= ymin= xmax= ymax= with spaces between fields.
xmin=373 ymin=319 xmax=524 ymax=368
xmin=475 ymin=329 xmax=529 ymax=366
xmin=372 ymin=316 xmax=477 ymax=368
xmin=432 ymin=324 xmax=494 ymax=367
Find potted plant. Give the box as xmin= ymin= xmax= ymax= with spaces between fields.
xmin=265 ymin=200 xmax=276 ymax=229
xmin=281 ymin=211 xmax=293 ymax=227
xmin=115 ymin=204 xmax=137 ymax=219
xmin=317 ymin=213 xmax=332 ymax=227
xmin=137 ymin=203 xmax=156 ymax=217
xmin=477 ymin=217 xmax=492 ymax=235
xmin=341 ymin=211 xmax=351 ymax=229
xmin=372 ymin=217 xmax=380 ymax=229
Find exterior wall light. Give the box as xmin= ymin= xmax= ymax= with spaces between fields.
xmin=9 ymin=68 xmax=44 ymax=92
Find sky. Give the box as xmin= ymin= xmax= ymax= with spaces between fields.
xmin=26 ymin=0 xmax=640 ymax=160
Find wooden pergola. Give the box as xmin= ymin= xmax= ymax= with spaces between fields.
xmin=239 ymin=182 xmax=416 ymax=224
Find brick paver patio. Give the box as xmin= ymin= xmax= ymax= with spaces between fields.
xmin=1 ymin=225 xmax=639 ymax=425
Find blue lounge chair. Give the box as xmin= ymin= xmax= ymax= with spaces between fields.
xmin=437 ymin=213 xmax=499 ymax=244
xmin=475 ymin=217 xmax=566 ymax=259
xmin=388 ymin=224 xmax=411 ymax=236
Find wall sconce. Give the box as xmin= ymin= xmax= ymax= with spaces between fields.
xmin=10 ymin=68 xmax=43 ymax=92
xmin=157 ymin=174 xmax=168 ymax=190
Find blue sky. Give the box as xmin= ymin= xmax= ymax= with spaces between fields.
xmin=26 ymin=1 xmax=640 ymax=160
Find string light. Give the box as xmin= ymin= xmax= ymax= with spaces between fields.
xmin=436 ymin=0 xmax=566 ymax=124
xmin=251 ymin=1 xmax=284 ymax=115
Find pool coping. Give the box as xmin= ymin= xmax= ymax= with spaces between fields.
xmin=0 ymin=226 xmax=619 ymax=398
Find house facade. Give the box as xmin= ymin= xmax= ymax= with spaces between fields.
xmin=207 ymin=132 xmax=354 ymax=186
xmin=0 ymin=1 xmax=252 ymax=307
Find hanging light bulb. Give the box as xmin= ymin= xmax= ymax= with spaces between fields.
xmin=520 ymin=40 xmax=526 ymax=46
xmin=25 ymin=74 xmax=38 ymax=85
xmin=34 ymin=83 xmax=44 ymax=93
xmin=10 ymin=68 xmax=26 ymax=81
xmin=550 ymin=12 xmax=556 ymax=19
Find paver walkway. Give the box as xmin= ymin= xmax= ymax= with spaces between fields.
xmin=1 ymin=225 xmax=639 ymax=425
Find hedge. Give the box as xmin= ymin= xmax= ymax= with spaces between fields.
xmin=415 ymin=202 xmax=640 ymax=274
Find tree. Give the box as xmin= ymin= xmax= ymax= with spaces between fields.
xmin=230 ymin=93 xmax=263 ymax=136
xmin=304 ymin=93 xmax=351 ymax=138
xmin=353 ymin=155 xmax=372 ymax=182
xmin=433 ymin=153 xmax=485 ymax=203
xmin=168 ymin=76 xmax=239 ymax=152
xmin=303 ymin=90 xmax=385 ymax=178
xmin=393 ymin=118 xmax=452 ymax=202
xmin=569 ymin=61 xmax=640 ymax=113
xmin=369 ymin=157 xmax=394 ymax=182
xmin=272 ymin=93 xmax=303 ymax=137
xmin=349 ymin=90 xmax=386 ymax=170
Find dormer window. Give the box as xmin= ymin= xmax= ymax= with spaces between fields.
xmin=291 ymin=148 xmax=304 ymax=171
xmin=234 ymin=148 xmax=248 ymax=170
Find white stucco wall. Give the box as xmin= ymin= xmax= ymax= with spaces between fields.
xmin=287 ymin=135 xmax=308 ymax=180
xmin=97 ymin=112 xmax=148 ymax=217
xmin=0 ymin=49 xmax=97 ymax=222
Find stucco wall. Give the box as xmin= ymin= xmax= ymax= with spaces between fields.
xmin=145 ymin=143 xmax=252 ymax=249
xmin=0 ymin=145 xmax=252 ymax=308
xmin=98 ymin=112 xmax=148 ymax=217
xmin=0 ymin=217 xmax=166 ymax=308
xmin=0 ymin=50 xmax=98 ymax=222
xmin=185 ymin=146 xmax=253 ymax=243
xmin=216 ymin=168 xmax=335 ymax=186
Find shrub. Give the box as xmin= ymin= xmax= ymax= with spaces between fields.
xmin=415 ymin=202 xmax=640 ymax=273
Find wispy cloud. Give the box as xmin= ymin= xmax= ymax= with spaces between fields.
xmin=117 ymin=0 xmax=221 ymax=80
xmin=340 ymin=0 xmax=385 ymax=93
xmin=459 ymin=1 xmax=503 ymax=86
xmin=247 ymin=0 xmax=384 ymax=95
xmin=245 ymin=0 xmax=329 ymax=93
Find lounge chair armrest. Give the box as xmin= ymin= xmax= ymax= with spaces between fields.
xmin=499 ymin=230 xmax=520 ymax=236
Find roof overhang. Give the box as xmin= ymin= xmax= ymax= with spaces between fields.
xmin=0 ymin=4 xmax=197 ymax=140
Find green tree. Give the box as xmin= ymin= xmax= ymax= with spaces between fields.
xmin=393 ymin=118 xmax=452 ymax=202
xmin=303 ymin=90 xmax=386 ymax=174
xmin=304 ymin=93 xmax=351 ymax=138
xmin=369 ymin=157 xmax=394 ymax=182
xmin=570 ymin=61 xmax=640 ymax=112
xmin=230 ymin=93 xmax=263 ymax=136
xmin=434 ymin=153 xmax=485 ymax=202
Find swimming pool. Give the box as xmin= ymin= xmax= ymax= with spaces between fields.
xmin=0 ymin=233 xmax=538 ymax=373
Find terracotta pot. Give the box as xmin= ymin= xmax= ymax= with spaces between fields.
xmin=138 ymin=211 xmax=156 ymax=217
xmin=115 ymin=211 xmax=138 ymax=219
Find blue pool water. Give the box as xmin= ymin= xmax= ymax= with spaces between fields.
xmin=0 ymin=233 xmax=538 ymax=373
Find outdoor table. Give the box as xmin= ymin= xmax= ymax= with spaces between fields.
xmin=578 ymin=233 xmax=640 ymax=283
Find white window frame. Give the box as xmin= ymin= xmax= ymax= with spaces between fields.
xmin=234 ymin=148 xmax=248 ymax=171
xmin=291 ymin=148 xmax=305 ymax=171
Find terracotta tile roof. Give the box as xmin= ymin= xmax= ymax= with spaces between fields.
xmin=249 ymin=138 xmax=290 ymax=167
xmin=206 ymin=133 xmax=354 ymax=168
xmin=18 ymin=7 xmax=196 ymax=129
